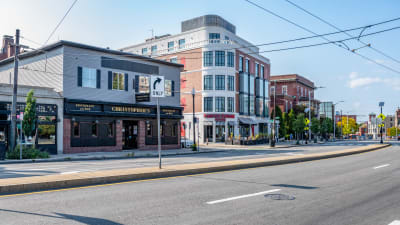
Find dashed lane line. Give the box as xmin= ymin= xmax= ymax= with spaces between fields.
xmin=206 ymin=189 xmax=281 ymax=205
xmin=373 ymin=164 xmax=390 ymax=169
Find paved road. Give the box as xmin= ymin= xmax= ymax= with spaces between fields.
xmin=0 ymin=141 xmax=383 ymax=179
xmin=0 ymin=142 xmax=398 ymax=224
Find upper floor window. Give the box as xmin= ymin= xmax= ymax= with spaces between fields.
xmin=112 ymin=72 xmax=125 ymax=90
xmin=215 ymin=97 xmax=225 ymax=112
xmin=255 ymin=63 xmax=259 ymax=77
xmin=215 ymin=51 xmax=225 ymax=66
xmin=170 ymin=57 xmax=178 ymax=63
xmin=178 ymin=39 xmax=185 ymax=49
xmin=301 ymin=87 xmax=304 ymax=96
xmin=204 ymin=75 xmax=213 ymax=90
xmin=151 ymin=45 xmax=157 ymax=55
xmin=141 ymin=48 xmax=148 ymax=55
xmin=249 ymin=75 xmax=255 ymax=95
xmin=209 ymin=33 xmax=220 ymax=39
xmin=227 ymin=97 xmax=234 ymax=112
xmin=225 ymin=36 xmax=229 ymax=40
xmin=245 ymin=59 xmax=249 ymax=73
xmin=164 ymin=79 xmax=174 ymax=96
xmin=261 ymin=65 xmax=265 ymax=78
xmin=203 ymin=51 xmax=213 ymax=67
xmin=81 ymin=67 xmax=97 ymax=88
xmin=227 ymin=52 xmax=234 ymax=67
xmin=282 ymin=85 xmax=287 ymax=95
xmin=271 ymin=86 xmax=275 ymax=94
xmin=215 ymin=75 xmax=225 ymax=90
xmin=204 ymin=97 xmax=213 ymax=112
xmin=227 ymin=76 xmax=235 ymax=91
xmin=239 ymin=56 xmax=243 ymax=72
xmin=168 ymin=41 xmax=174 ymax=52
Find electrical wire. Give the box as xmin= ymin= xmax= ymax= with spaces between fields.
xmin=244 ymin=0 xmax=400 ymax=75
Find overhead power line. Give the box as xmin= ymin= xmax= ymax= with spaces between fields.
xmin=244 ymin=0 xmax=400 ymax=75
xmin=43 ymin=0 xmax=78 ymax=46
xmin=284 ymin=0 xmax=400 ymax=65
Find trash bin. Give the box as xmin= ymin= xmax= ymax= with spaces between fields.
xmin=0 ymin=143 xmax=6 ymax=160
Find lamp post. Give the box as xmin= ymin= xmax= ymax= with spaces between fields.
xmin=309 ymin=86 xmax=325 ymax=142
xmin=192 ymin=88 xmax=197 ymax=150
xmin=333 ymin=101 xmax=344 ymax=141
xmin=271 ymin=80 xmax=277 ymax=147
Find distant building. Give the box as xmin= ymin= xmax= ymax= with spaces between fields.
xmin=358 ymin=122 xmax=368 ymax=136
xmin=0 ymin=35 xmax=15 ymax=61
xmin=395 ymin=108 xmax=400 ymax=129
xmin=319 ymin=102 xmax=334 ymax=120
xmin=335 ymin=114 xmax=357 ymax=123
xmin=368 ymin=113 xmax=378 ymax=139
xmin=269 ymin=74 xmax=319 ymax=115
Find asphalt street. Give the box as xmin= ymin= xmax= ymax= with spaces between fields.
xmin=0 ymin=141 xmax=399 ymax=225
xmin=0 ymin=140 xmax=387 ymax=179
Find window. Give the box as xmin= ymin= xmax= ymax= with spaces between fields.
xmin=240 ymin=72 xmax=249 ymax=93
xmin=240 ymin=94 xmax=249 ymax=114
xmin=227 ymin=76 xmax=234 ymax=91
xmin=204 ymin=97 xmax=213 ymax=112
xmin=178 ymin=39 xmax=185 ymax=49
xmin=282 ymin=85 xmax=287 ymax=95
xmin=215 ymin=97 xmax=225 ymax=112
xmin=255 ymin=63 xmax=259 ymax=77
xmin=225 ymin=36 xmax=229 ymax=40
xmin=165 ymin=80 xmax=172 ymax=96
xmin=256 ymin=97 xmax=263 ymax=116
xmin=239 ymin=56 xmax=243 ymax=72
xmin=204 ymin=75 xmax=213 ymax=90
xmin=245 ymin=59 xmax=249 ymax=73
xmin=112 ymin=72 xmax=125 ymax=90
xmin=170 ymin=57 xmax=178 ymax=63
xmin=250 ymin=97 xmax=255 ymax=115
xmin=151 ymin=45 xmax=157 ymax=55
xmin=141 ymin=48 xmax=148 ymax=55
xmin=172 ymin=123 xmax=177 ymax=137
xmin=81 ymin=67 xmax=97 ymax=88
xmin=168 ymin=41 xmax=174 ymax=52
xmin=209 ymin=33 xmax=220 ymax=39
xmin=215 ymin=75 xmax=225 ymax=90
xmin=301 ymin=87 xmax=304 ymax=96
xmin=227 ymin=97 xmax=234 ymax=112
xmin=138 ymin=76 xmax=150 ymax=93
xmin=227 ymin=52 xmax=234 ymax=67
xmin=91 ymin=122 xmax=97 ymax=137
xmin=249 ymin=75 xmax=255 ymax=95
xmin=215 ymin=51 xmax=225 ymax=66
xmin=107 ymin=123 xmax=114 ymax=137
xmin=203 ymin=51 xmax=213 ymax=67
xmin=261 ymin=65 xmax=265 ymax=78
xmin=146 ymin=122 xmax=152 ymax=136
xmin=271 ymin=86 xmax=275 ymax=94
xmin=73 ymin=122 xmax=79 ymax=137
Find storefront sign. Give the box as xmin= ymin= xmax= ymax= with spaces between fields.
xmin=108 ymin=106 xmax=152 ymax=114
xmin=161 ymin=108 xmax=180 ymax=116
xmin=204 ymin=114 xmax=235 ymax=121
xmin=66 ymin=103 xmax=102 ymax=113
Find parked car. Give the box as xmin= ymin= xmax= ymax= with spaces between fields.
xmin=181 ymin=137 xmax=194 ymax=148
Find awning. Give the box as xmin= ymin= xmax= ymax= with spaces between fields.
xmin=254 ymin=117 xmax=270 ymax=124
xmin=238 ymin=117 xmax=257 ymax=125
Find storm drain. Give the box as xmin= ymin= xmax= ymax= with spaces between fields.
xmin=265 ymin=194 xmax=296 ymax=200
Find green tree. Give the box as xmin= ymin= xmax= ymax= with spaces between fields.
xmin=271 ymin=106 xmax=284 ymax=138
xmin=287 ymin=109 xmax=295 ymax=136
xmin=337 ymin=117 xmax=357 ymax=135
xmin=387 ymin=127 xmax=400 ymax=137
xmin=293 ymin=113 xmax=305 ymax=141
xmin=22 ymin=90 xmax=37 ymax=138
xmin=310 ymin=117 xmax=320 ymax=138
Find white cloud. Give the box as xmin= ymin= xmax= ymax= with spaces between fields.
xmin=347 ymin=72 xmax=400 ymax=90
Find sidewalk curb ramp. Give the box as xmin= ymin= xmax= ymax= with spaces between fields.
xmin=0 ymin=144 xmax=390 ymax=195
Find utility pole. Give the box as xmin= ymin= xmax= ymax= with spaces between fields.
xmin=271 ymin=80 xmax=276 ymax=147
xmin=308 ymin=91 xmax=311 ymax=142
xmin=10 ymin=29 xmax=21 ymax=152
xmin=192 ymin=88 xmax=196 ymax=150
xmin=379 ymin=102 xmax=384 ymax=144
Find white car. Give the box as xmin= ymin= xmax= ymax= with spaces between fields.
xmin=181 ymin=137 xmax=194 ymax=148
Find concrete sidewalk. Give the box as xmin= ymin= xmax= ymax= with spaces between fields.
xmin=0 ymin=143 xmax=389 ymax=195
xmin=0 ymin=141 xmax=321 ymax=164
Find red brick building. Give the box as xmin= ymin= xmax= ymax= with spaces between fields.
xmin=269 ymin=74 xmax=319 ymax=114
xmin=0 ymin=35 xmax=15 ymax=61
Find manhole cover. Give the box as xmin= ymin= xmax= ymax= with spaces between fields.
xmin=264 ymin=194 xmax=295 ymax=200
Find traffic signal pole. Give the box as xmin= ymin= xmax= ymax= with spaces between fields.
xmin=10 ymin=29 xmax=21 ymax=152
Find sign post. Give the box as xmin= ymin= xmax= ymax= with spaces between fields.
xmin=18 ymin=112 xmax=23 ymax=160
xmin=151 ymin=75 xmax=165 ymax=169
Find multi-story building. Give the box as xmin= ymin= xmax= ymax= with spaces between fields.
xmin=368 ymin=113 xmax=378 ymax=139
xmin=320 ymin=102 xmax=334 ymax=120
xmin=121 ymin=15 xmax=271 ymax=143
xmin=0 ymin=35 xmax=16 ymax=61
xmin=384 ymin=115 xmax=395 ymax=135
xmin=395 ymin=108 xmax=400 ymax=129
xmin=269 ymin=74 xmax=319 ymax=115
xmin=0 ymin=40 xmax=183 ymax=154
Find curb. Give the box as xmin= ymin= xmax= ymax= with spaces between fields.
xmin=0 ymin=144 xmax=390 ymax=195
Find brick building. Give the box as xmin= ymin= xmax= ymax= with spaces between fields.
xmin=269 ymin=74 xmax=319 ymax=115
xmin=0 ymin=35 xmax=15 ymax=61
xmin=122 ymin=15 xmax=271 ymax=143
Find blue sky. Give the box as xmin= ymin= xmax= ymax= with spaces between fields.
xmin=1 ymin=0 xmax=400 ymax=121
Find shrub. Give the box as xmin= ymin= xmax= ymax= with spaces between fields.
xmin=191 ymin=144 xmax=198 ymax=151
xmin=6 ymin=145 xmax=49 ymax=159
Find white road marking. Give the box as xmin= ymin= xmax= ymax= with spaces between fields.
xmin=373 ymin=164 xmax=390 ymax=169
xmin=388 ymin=221 xmax=400 ymax=225
xmin=60 ymin=171 xmax=80 ymax=175
xmin=206 ymin=189 xmax=281 ymax=205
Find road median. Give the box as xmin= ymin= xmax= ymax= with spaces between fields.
xmin=0 ymin=143 xmax=390 ymax=195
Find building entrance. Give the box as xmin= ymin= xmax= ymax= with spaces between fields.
xmin=123 ymin=120 xmax=138 ymax=149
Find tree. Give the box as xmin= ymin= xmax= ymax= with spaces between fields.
xmin=337 ymin=117 xmax=357 ymax=135
xmin=387 ymin=127 xmax=400 ymax=137
xmin=293 ymin=113 xmax=305 ymax=141
xmin=287 ymin=109 xmax=295 ymax=136
xmin=310 ymin=117 xmax=320 ymax=138
xmin=22 ymin=90 xmax=37 ymax=139
xmin=271 ymin=106 xmax=284 ymax=138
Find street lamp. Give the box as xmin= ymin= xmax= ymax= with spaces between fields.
xmin=379 ymin=102 xmax=384 ymax=144
xmin=271 ymin=80 xmax=277 ymax=147
xmin=333 ymin=100 xmax=344 ymax=141
xmin=308 ymin=86 xmax=325 ymax=142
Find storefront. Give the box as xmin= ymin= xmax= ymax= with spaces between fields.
xmin=63 ymin=99 xmax=182 ymax=153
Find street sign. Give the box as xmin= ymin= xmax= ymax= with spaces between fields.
xmin=305 ymin=118 xmax=310 ymax=125
xmin=304 ymin=127 xmax=309 ymax=131
xmin=151 ymin=75 xmax=165 ymax=97
xmin=378 ymin=113 xmax=386 ymax=120
xmin=378 ymin=124 xmax=385 ymax=127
